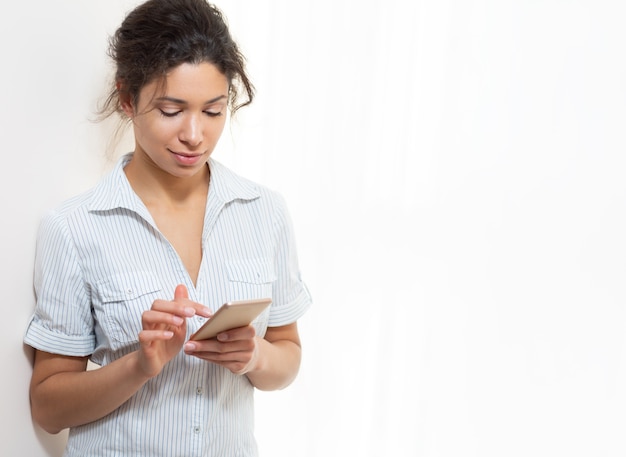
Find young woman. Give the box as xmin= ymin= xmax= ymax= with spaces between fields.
xmin=24 ymin=1 xmax=311 ymax=455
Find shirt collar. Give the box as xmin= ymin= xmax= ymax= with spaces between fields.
xmin=87 ymin=153 xmax=260 ymax=213
xmin=206 ymin=158 xmax=261 ymax=204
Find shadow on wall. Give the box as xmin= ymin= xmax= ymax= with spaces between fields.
xmin=23 ymin=344 xmax=68 ymax=457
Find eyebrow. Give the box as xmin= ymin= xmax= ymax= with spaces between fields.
xmin=155 ymin=95 xmax=228 ymax=105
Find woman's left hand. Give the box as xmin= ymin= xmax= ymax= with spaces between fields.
xmin=184 ymin=326 xmax=259 ymax=375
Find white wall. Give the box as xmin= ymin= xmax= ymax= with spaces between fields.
xmin=2 ymin=1 xmax=136 ymax=455
xmin=3 ymin=1 xmax=626 ymax=456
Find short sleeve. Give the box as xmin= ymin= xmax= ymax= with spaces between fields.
xmin=23 ymin=210 xmax=95 ymax=356
xmin=267 ymin=194 xmax=312 ymax=327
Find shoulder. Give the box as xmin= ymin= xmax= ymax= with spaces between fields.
xmin=209 ymin=159 xmax=287 ymax=207
xmin=34 ymin=190 xmax=96 ymax=257
xmin=39 ymin=188 xmax=95 ymax=229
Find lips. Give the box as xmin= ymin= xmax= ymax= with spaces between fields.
xmin=171 ymin=150 xmax=204 ymax=165
xmin=173 ymin=151 xmax=199 ymax=158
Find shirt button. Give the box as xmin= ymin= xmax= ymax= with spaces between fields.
xmin=196 ymin=387 xmax=203 ymax=395
xmin=194 ymin=426 xmax=201 ymax=434
xmin=126 ymin=288 xmax=133 ymax=296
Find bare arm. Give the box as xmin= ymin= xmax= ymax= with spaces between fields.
xmin=30 ymin=350 xmax=151 ymax=434
xmin=246 ymin=323 xmax=302 ymax=390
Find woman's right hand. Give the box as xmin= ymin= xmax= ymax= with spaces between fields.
xmin=137 ymin=284 xmax=211 ymax=378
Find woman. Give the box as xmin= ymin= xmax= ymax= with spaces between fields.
xmin=24 ymin=0 xmax=311 ymax=455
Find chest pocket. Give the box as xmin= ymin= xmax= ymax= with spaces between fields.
xmin=94 ymin=271 xmax=163 ymax=350
xmin=226 ymin=258 xmax=275 ymax=337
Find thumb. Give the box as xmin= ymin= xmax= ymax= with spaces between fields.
xmin=174 ymin=284 xmax=189 ymax=301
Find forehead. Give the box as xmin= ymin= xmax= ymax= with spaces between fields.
xmin=141 ymin=62 xmax=229 ymax=103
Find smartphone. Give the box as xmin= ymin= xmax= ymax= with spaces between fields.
xmin=189 ymin=298 xmax=272 ymax=341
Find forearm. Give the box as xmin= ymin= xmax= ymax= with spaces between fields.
xmin=246 ymin=337 xmax=302 ymax=391
xmin=31 ymin=352 xmax=151 ymax=434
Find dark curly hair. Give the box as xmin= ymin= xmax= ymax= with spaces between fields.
xmin=99 ymin=0 xmax=254 ymax=120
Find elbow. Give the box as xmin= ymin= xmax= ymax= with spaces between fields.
xmin=40 ymin=423 xmax=65 ymax=436
xmin=30 ymin=392 xmax=65 ymax=435
xmin=31 ymin=409 xmax=65 ymax=435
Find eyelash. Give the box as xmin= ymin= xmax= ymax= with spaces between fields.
xmin=158 ymin=109 xmax=223 ymax=118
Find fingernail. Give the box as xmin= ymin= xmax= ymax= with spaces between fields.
xmin=184 ymin=307 xmax=196 ymax=316
xmin=184 ymin=342 xmax=195 ymax=352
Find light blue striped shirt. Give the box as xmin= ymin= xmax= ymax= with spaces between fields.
xmin=24 ymin=153 xmax=312 ymax=456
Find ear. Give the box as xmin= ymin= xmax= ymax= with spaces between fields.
xmin=117 ymin=80 xmax=134 ymax=118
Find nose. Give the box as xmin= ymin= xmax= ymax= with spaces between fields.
xmin=179 ymin=113 xmax=203 ymax=147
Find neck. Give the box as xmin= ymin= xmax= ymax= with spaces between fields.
xmin=123 ymin=152 xmax=211 ymax=207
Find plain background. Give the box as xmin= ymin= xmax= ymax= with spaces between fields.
xmin=2 ymin=1 xmax=626 ymax=456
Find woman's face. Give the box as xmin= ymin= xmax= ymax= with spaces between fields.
xmin=125 ymin=62 xmax=229 ymax=179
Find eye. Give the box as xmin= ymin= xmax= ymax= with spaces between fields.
xmin=159 ymin=109 xmax=181 ymax=117
xmin=204 ymin=110 xmax=223 ymax=117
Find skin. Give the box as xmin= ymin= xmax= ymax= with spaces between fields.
xmin=30 ymin=62 xmax=302 ymax=435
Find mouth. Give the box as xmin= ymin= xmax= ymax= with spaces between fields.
xmin=170 ymin=150 xmax=205 ymax=165
xmin=171 ymin=150 xmax=201 ymax=158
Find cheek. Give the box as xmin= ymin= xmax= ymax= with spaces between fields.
xmin=135 ymin=118 xmax=176 ymax=145
xmin=209 ymin=118 xmax=228 ymax=140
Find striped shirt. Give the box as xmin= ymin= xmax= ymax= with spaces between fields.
xmin=24 ymin=153 xmax=312 ymax=456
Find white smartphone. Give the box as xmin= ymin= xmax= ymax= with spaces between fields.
xmin=189 ymin=298 xmax=272 ymax=341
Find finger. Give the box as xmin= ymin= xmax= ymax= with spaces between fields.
xmin=195 ymin=305 xmax=213 ymax=318
xmin=174 ymin=284 xmax=188 ymax=300
xmin=172 ymin=285 xmax=212 ymax=318
xmin=186 ymin=337 xmax=255 ymax=355
xmin=138 ymin=329 xmax=175 ymax=343
xmin=150 ymin=299 xmax=196 ymax=318
xmin=187 ymin=349 xmax=257 ymax=375
xmin=216 ymin=325 xmax=256 ymax=342
xmin=142 ymin=309 xmax=185 ymax=327
xmin=186 ymin=348 xmax=251 ymax=364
